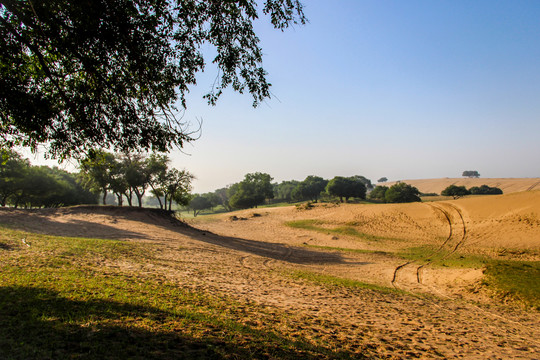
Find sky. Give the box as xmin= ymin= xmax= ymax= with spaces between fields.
xmin=26 ymin=1 xmax=540 ymax=193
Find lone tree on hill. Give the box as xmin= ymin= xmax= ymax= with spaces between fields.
xmin=377 ymin=177 xmax=388 ymax=183
xmin=0 ymin=0 xmax=306 ymax=158
xmin=462 ymin=170 xmax=480 ymax=178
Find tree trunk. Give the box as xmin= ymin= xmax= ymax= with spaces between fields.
xmin=102 ymin=190 xmax=107 ymax=205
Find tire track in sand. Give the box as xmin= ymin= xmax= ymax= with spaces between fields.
xmin=392 ymin=202 xmax=467 ymax=288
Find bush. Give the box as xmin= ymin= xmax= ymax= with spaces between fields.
xmin=469 ymin=185 xmax=503 ymax=195
xmin=368 ymin=186 xmax=388 ymax=202
xmin=441 ymin=185 xmax=470 ymax=198
xmin=384 ymin=183 xmax=421 ymax=203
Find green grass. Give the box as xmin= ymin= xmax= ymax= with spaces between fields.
xmin=301 ymin=244 xmax=388 ymax=256
xmin=397 ymin=245 xmax=489 ymax=268
xmin=397 ymin=245 xmax=539 ymax=309
xmin=483 ymin=260 xmax=540 ymax=310
xmin=285 ymin=219 xmax=402 ymax=242
xmin=0 ymin=226 xmax=360 ymax=359
xmin=284 ymin=270 xmax=403 ymax=295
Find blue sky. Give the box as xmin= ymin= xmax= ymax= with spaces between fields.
xmin=28 ymin=1 xmax=540 ymax=193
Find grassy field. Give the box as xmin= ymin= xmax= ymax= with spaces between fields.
xmin=0 ymin=226 xmax=361 ymax=360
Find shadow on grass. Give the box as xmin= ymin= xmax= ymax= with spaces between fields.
xmin=0 ymin=286 xmax=360 ymax=360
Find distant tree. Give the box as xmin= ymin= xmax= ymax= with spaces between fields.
xmin=189 ymin=196 xmax=213 ymax=217
xmin=384 ymin=183 xmax=421 ymax=203
xmin=368 ymin=185 xmax=388 ymax=202
xmin=462 ymin=170 xmax=480 ymax=178
xmin=292 ymin=176 xmax=328 ymax=202
xmin=377 ymin=177 xmax=388 ymax=183
xmin=214 ymin=187 xmax=233 ymax=212
xmin=351 ymin=175 xmax=374 ymax=190
xmin=145 ymin=153 xmax=170 ymax=209
xmin=469 ymin=185 xmax=503 ymax=195
xmin=79 ymin=150 xmax=117 ymax=205
xmin=0 ymin=149 xmax=29 ymax=206
xmin=274 ymin=180 xmax=300 ymax=202
xmin=161 ymin=168 xmax=194 ymax=211
xmin=325 ymin=176 xmax=367 ymax=203
xmin=229 ymin=172 xmax=274 ymax=209
xmin=441 ymin=185 xmax=470 ymax=199
xmin=202 ymin=192 xmax=220 ymax=209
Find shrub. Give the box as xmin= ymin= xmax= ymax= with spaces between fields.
xmin=384 ymin=183 xmax=421 ymax=203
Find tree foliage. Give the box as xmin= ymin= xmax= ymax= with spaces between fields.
xmin=325 ymin=176 xmax=366 ymax=203
xmin=292 ymin=176 xmax=328 ymax=202
xmin=384 ymin=183 xmax=421 ymax=203
xmin=273 ymin=180 xmax=300 ymax=203
xmin=462 ymin=170 xmax=480 ymax=178
xmin=368 ymin=185 xmax=388 ymax=202
xmin=377 ymin=177 xmax=388 ymax=183
xmin=441 ymin=185 xmax=470 ymax=199
xmin=79 ymin=151 xmax=193 ymax=209
xmin=189 ymin=195 xmax=213 ymax=217
xmin=0 ymin=0 xmax=306 ymax=158
xmin=469 ymin=185 xmax=503 ymax=195
xmin=229 ymin=172 xmax=274 ymax=209
xmin=0 ymin=149 xmax=97 ymax=208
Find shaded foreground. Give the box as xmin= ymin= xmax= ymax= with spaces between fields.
xmin=0 ymin=197 xmax=539 ymax=359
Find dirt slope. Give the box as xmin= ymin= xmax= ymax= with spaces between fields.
xmin=382 ymin=177 xmax=540 ymax=194
xmin=1 ymin=197 xmax=539 ymax=359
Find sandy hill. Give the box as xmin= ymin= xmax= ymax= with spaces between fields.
xmin=1 ymin=194 xmax=539 ymax=359
xmin=381 ymin=177 xmax=540 ymax=194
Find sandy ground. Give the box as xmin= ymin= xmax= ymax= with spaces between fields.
xmin=383 ymin=177 xmax=540 ymax=194
xmin=1 ymin=192 xmax=539 ymax=359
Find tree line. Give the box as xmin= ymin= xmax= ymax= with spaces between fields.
xmin=79 ymin=150 xmax=193 ymax=210
xmin=189 ymin=174 xmax=384 ymax=216
xmin=441 ymin=184 xmax=502 ymax=199
xmin=0 ymin=149 xmax=194 ymax=210
xmin=0 ymin=149 xmax=96 ymax=208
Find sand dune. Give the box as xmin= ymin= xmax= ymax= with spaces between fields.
xmin=382 ymin=177 xmax=540 ymax=194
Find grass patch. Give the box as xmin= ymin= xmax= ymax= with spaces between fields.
xmin=302 ymin=244 xmax=388 ymax=256
xmin=285 ymin=270 xmax=402 ymax=295
xmin=285 ymin=220 xmax=402 ymax=242
xmin=397 ymin=246 xmax=489 ymax=268
xmin=483 ymin=260 xmax=540 ymax=310
xmin=0 ymin=225 xmax=359 ymax=359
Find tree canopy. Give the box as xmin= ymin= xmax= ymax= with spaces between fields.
xmin=384 ymin=183 xmax=421 ymax=203
xmin=441 ymin=185 xmax=470 ymax=199
xmin=325 ymin=176 xmax=366 ymax=203
xmin=228 ymin=172 xmax=274 ymax=209
xmin=0 ymin=149 xmax=97 ymax=208
xmin=469 ymin=185 xmax=503 ymax=195
xmin=368 ymin=185 xmax=388 ymax=202
xmin=0 ymin=0 xmax=306 ymax=158
xmin=462 ymin=170 xmax=480 ymax=178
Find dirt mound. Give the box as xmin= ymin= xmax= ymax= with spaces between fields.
xmin=0 ymin=205 xmax=190 ymax=240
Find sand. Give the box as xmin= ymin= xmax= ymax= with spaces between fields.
xmin=0 ymin=191 xmax=539 ymax=359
